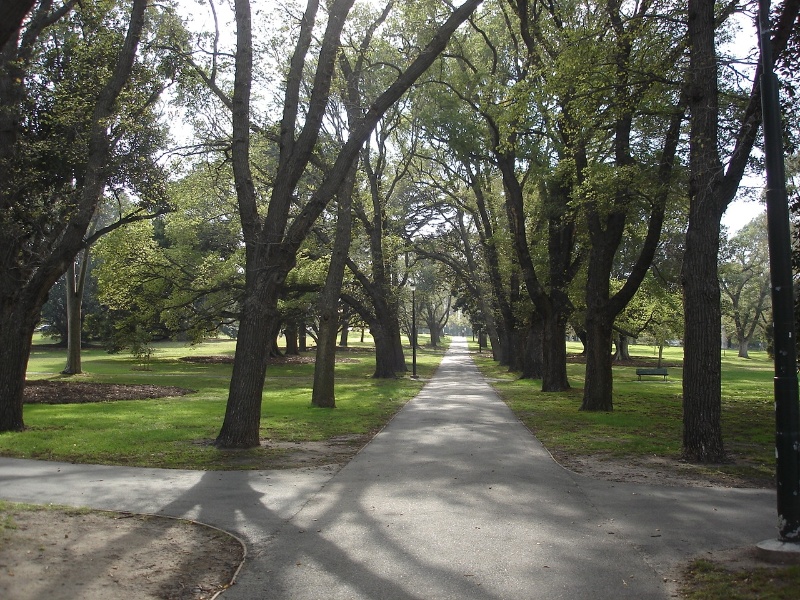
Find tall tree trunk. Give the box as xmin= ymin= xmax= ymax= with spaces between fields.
xmin=509 ymin=326 xmax=526 ymax=372
xmin=680 ymin=0 xmax=798 ymax=461
xmin=682 ymin=0 xmax=726 ymax=462
xmin=682 ymin=217 xmax=725 ymax=460
xmin=312 ymin=165 xmax=355 ymax=408
xmin=582 ymin=229 xmax=619 ymax=410
xmin=218 ymin=0 xmax=485 ymax=446
xmin=388 ymin=311 xmax=407 ymax=373
xmin=339 ymin=317 xmax=349 ymax=347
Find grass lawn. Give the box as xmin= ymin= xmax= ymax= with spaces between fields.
xmin=472 ymin=341 xmax=776 ymax=486
xmin=1 ymin=334 xmax=448 ymax=469
xmin=680 ymin=558 xmax=800 ymax=600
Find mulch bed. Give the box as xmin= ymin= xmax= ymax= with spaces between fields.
xmin=23 ymin=381 xmax=195 ymax=405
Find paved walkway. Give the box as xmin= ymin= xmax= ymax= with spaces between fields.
xmin=0 ymin=337 xmax=777 ymax=598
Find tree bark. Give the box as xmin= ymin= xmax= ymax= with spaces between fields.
xmin=738 ymin=339 xmax=749 ymax=359
xmin=371 ymin=322 xmax=398 ymax=378
xmin=216 ymin=276 xmax=279 ymax=447
xmin=298 ymin=322 xmax=307 ymax=352
xmin=520 ymin=314 xmax=544 ymax=380
xmin=581 ymin=316 xmax=614 ymax=411
xmin=0 ymin=0 xmax=37 ymax=49
xmin=0 ymin=299 xmax=38 ymax=431
xmin=541 ymin=307 xmax=570 ymax=391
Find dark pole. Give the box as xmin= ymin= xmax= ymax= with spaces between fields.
xmin=411 ymin=286 xmax=418 ymax=379
xmin=758 ymin=0 xmax=800 ymax=542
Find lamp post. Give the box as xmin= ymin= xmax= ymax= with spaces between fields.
xmin=409 ymin=283 xmax=417 ymax=379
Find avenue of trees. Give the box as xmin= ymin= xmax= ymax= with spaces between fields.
xmin=2 ymin=0 xmax=800 ymax=463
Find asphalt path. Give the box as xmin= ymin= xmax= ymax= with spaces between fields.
xmin=0 ymin=337 xmax=778 ymax=599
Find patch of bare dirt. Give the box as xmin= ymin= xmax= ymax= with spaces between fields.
xmin=0 ymin=508 xmax=244 ymax=600
xmin=24 ymin=381 xmax=195 ymax=405
xmin=190 ymin=435 xmax=371 ymax=471
xmin=551 ymin=450 xmax=773 ymax=489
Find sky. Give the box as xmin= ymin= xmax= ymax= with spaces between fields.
xmin=719 ymin=12 xmax=767 ymax=236
xmin=722 ymin=196 xmax=766 ymax=234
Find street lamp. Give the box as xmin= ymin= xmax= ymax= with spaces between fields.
xmin=409 ymin=282 xmax=417 ymax=379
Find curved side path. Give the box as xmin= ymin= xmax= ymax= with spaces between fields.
xmin=0 ymin=337 xmax=776 ymax=599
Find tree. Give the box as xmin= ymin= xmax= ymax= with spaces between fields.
xmin=213 ymin=0 xmax=485 ymax=448
xmin=719 ymin=215 xmax=771 ymax=358
xmin=310 ymin=3 xmax=394 ymax=408
xmin=0 ymin=0 xmax=172 ymax=432
xmin=61 ymin=247 xmax=92 ymax=374
xmin=681 ymin=0 xmax=798 ymax=461
xmin=404 ymin=261 xmax=451 ymax=348
xmin=422 ymin=0 xmax=583 ymax=390
xmin=574 ymin=0 xmax=685 ymax=411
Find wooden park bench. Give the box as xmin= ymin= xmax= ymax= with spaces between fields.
xmin=636 ymin=367 xmax=668 ymax=381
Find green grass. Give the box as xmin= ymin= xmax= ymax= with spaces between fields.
xmin=472 ymin=341 xmax=776 ymax=486
xmin=1 ymin=335 xmax=448 ymax=469
xmin=681 ymin=559 xmax=800 ymax=599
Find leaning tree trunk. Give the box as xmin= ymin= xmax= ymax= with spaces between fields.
xmin=0 ymin=0 xmax=147 ymax=432
xmin=215 ymin=271 xmax=280 ymax=447
xmin=312 ymin=165 xmax=355 ymax=408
